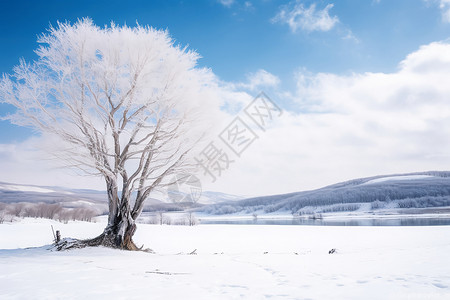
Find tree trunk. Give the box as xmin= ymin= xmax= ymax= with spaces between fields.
xmin=106 ymin=178 xmax=119 ymax=229
xmin=54 ymin=218 xmax=140 ymax=251
xmin=54 ymin=194 xmax=141 ymax=251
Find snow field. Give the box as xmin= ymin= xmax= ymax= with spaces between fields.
xmin=0 ymin=218 xmax=450 ymax=299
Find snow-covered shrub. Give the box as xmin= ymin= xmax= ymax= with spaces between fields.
xmin=70 ymin=208 xmax=97 ymax=222
xmin=174 ymin=218 xmax=188 ymax=226
xmin=7 ymin=203 xmax=25 ymax=217
xmin=309 ymin=213 xmax=323 ymax=220
xmin=57 ymin=209 xmax=73 ymax=224
xmin=163 ymin=215 xmax=172 ymax=225
xmin=216 ymin=205 xmax=238 ymax=215
xmin=319 ymin=203 xmax=361 ymax=213
xmin=371 ymin=200 xmax=384 ymax=209
xmin=397 ymin=198 xmax=419 ymax=208
xmin=297 ymin=206 xmax=317 ymax=215
xmin=35 ymin=203 xmax=62 ymax=219
xmin=147 ymin=216 xmax=160 ymax=224
xmin=264 ymin=203 xmax=285 ymax=213
xmin=394 ymin=195 xmax=450 ymax=208
xmin=147 ymin=212 xmax=171 ymax=225
xmin=264 ymin=205 xmax=278 ymax=213
xmin=0 ymin=202 xmax=97 ymax=223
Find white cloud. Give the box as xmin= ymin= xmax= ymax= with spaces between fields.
xmin=238 ymin=69 xmax=280 ymax=91
xmin=341 ymin=29 xmax=359 ymax=43
xmin=0 ymin=138 xmax=105 ymax=190
xmin=426 ymin=0 xmax=450 ymax=22
xmin=4 ymin=43 xmax=450 ymax=197
xmin=203 ymin=41 xmax=450 ymax=196
xmin=272 ymin=1 xmax=339 ymax=33
xmin=441 ymin=0 xmax=450 ymax=22
xmin=218 ymin=0 xmax=235 ymax=8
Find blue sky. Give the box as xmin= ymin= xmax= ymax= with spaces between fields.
xmin=2 ymin=0 xmax=450 ymax=194
xmin=1 ymin=0 xmax=449 ymax=142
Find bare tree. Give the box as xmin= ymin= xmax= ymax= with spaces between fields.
xmin=158 ymin=212 xmax=164 ymax=225
xmin=0 ymin=211 xmax=5 ymax=224
xmin=45 ymin=203 xmax=63 ymax=220
xmin=23 ymin=205 xmax=38 ymax=218
xmin=0 ymin=19 xmax=219 ymax=250
xmin=8 ymin=203 xmax=25 ymax=217
xmin=57 ymin=209 xmax=72 ymax=224
xmin=162 ymin=214 xmax=172 ymax=225
xmin=187 ymin=212 xmax=198 ymax=226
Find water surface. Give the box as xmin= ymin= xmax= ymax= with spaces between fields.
xmin=199 ymin=217 xmax=450 ymax=226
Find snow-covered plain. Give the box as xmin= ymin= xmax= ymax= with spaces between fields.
xmin=1 ymin=218 xmax=450 ymax=299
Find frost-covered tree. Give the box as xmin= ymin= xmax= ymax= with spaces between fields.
xmin=0 ymin=19 xmax=220 ymax=250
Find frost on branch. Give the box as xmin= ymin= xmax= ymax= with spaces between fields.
xmin=0 ymin=18 xmax=223 ymax=250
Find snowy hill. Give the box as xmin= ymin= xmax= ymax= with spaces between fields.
xmin=0 ymin=182 xmax=108 ymax=212
xmin=200 ymin=171 xmax=450 ymax=215
xmin=3 ymin=171 xmax=449 ymax=217
xmin=0 ymin=181 xmax=242 ymax=213
xmin=198 ymin=191 xmax=243 ymax=204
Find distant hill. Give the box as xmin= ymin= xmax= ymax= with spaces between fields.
xmin=0 ymin=182 xmax=242 ymax=214
xmin=0 ymin=182 xmax=108 ymax=214
xmin=199 ymin=171 xmax=450 ymax=215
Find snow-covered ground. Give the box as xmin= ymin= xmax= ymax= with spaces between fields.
xmin=362 ymin=175 xmax=435 ymax=185
xmin=1 ymin=218 xmax=450 ymax=299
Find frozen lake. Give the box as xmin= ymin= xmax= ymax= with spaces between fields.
xmin=199 ymin=216 xmax=450 ymax=226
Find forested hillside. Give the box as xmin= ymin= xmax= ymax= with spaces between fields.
xmin=200 ymin=171 xmax=450 ymax=215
